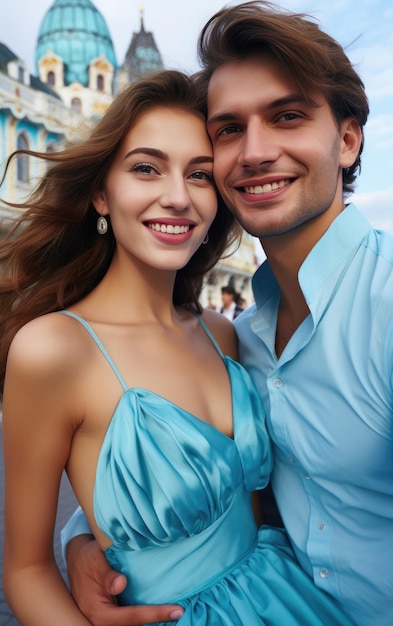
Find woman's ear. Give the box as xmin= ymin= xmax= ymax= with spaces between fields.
xmin=340 ymin=117 xmax=363 ymax=169
xmin=92 ymin=191 xmax=109 ymax=216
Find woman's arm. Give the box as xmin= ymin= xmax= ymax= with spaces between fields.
xmin=2 ymin=320 xmax=90 ymax=625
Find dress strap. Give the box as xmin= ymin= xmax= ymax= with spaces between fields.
xmin=59 ymin=311 xmax=128 ymax=392
xmin=194 ymin=313 xmax=225 ymax=359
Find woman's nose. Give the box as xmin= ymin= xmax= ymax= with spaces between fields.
xmin=159 ymin=174 xmax=191 ymax=211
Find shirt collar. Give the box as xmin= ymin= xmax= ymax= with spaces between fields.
xmin=299 ymin=203 xmax=371 ymax=305
xmin=252 ymin=204 xmax=372 ymax=309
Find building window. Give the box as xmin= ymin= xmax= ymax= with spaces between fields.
xmin=71 ymin=97 xmax=82 ymax=114
xmin=47 ymin=71 xmax=55 ymax=86
xmin=97 ymin=74 xmax=104 ymax=91
xmin=18 ymin=65 xmax=24 ymax=83
xmin=45 ymin=143 xmax=57 ymax=169
xmin=16 ymin=133 xmax=29 ymax=183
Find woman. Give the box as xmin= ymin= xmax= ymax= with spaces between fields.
xmin=1 ymin=70 xmax=353 ymax=625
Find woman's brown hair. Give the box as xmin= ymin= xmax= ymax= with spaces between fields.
xmin=0 ymin=70 xmax=240 ymax=393
xmin=196 ymin=0 xmax=369 ymax=195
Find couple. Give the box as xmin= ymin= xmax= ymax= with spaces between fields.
xmin=1 ymin=2 xmax=392 ymax=625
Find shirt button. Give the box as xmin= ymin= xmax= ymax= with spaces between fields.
xmin=305 ymin=475 xmax=311 ymax=480
xmin=287 ymin=454 xmax=294 ymax=463
xmin=319 ymin=568 xmax=330 ymax=579
xmin=273 ymin=378 xmax=283 ymax=388
xmin=317 ymin=521 xmax=327 ymax=531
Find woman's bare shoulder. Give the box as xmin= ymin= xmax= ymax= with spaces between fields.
xmin=7 ymin=312 xmax=89 ymax=381
xmin=3 ymin=312 xmax=93 ymax=431
xmin=199 ymin=307 xmax=238 ymax=359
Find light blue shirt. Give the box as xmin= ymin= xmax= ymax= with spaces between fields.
xmin=236 ymin=204 xmax=393 ymax=626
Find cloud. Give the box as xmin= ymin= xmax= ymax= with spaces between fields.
xmin=360 ymin=46 xmax=393 ymax=99
xmin=364 ymin=114 xmax=393 ymax=153
xmin=352 ymin=187 xmax=393 ymax=234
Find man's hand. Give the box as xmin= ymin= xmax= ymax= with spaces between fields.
xmin=66 ymin=534 xmax=184 ymax=626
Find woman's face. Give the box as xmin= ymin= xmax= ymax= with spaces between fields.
xmin=94 ymin=106 xmax=217 ymax=272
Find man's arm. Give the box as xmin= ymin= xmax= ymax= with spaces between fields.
xmin=63 ymin=509 xmax=184 ymax=626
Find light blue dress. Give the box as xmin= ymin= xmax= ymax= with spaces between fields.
xmin=63 ymin=311 xmax=353 ymax=625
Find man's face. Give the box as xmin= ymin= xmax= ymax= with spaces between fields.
xmin=207 ymin=55 xmax=356 ymax=241
xmin=221 ymin=291 xmax=234 ymax=307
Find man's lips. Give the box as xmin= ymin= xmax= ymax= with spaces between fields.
xmin=240 ymin=179 xmax=292 ymax=194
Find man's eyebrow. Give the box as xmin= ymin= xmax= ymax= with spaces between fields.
xmin=265 ymin=94 xmax=310 ymax=110
xmin=207 ymin=93 xmax=310 ymax=126
xmin=207 ymin=112 xmax=237 ymax=127
xmin=124 ymin=148 xmax=213 ymax=165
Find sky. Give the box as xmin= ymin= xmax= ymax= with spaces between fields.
xmin=1 ymin=0 xmax=392 ymax=234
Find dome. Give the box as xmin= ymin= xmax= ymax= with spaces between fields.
xmin=35 ymin=0 xmax=117 ymax=86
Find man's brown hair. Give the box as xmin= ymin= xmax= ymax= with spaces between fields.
xmin=196 ymin=1 xmax=369 ymax=195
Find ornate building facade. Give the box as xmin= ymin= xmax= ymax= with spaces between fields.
xmin=35 ymin=0 xmax=117 ymax=119
xmin=0 ymin=0 xmax=258 ymax=306
xmin=0 ymin=41 xmax=87 ymax=219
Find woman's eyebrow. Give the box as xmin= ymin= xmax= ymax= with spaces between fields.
xmin=124 ymin=147 xmax=168 ymax=161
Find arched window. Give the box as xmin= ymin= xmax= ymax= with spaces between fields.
xmin=97 ymin=74 xmax=104 ymax=91
xmin=45 ymin=143 xmax=57 ymax=169
xmin=16 ymin=133 xmax=29 ymax=183
xmin=47 ymin=71 xmax=55 ymax=86
xmin=71 ymin=97 xmax=82 ymax=114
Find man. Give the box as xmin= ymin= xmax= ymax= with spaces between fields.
xmin=62 ymin=3 xmax=393 ymax=625
xmin=219 ymin=284 xmax=243 ymax=320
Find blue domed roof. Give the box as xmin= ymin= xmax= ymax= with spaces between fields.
xmin=35 ymin=0 xmax=117 ymax=86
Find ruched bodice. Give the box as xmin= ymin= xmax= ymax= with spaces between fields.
xmin=61 ymin=310 xmax=353 ymax=625
xmin=94 ymin=356 xmax=271 ymax=551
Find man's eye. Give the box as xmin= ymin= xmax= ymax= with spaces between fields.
xmin=277 ymin=112 xmax=302 ymax=122
xmin=217 ymin=125 xmax=241 ymax=136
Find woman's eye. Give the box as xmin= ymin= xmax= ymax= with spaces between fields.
xmin=190 ymin=170 xmax=213 ymax=181
xmin=131 ymin=163 xmax=157 ymax=174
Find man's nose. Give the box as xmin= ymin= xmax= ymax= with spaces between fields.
xmin=238 ymin=118 xmax=280 ymax=168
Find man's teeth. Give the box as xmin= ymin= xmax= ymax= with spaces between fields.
xmin=148 ymin=223 xmax=191 ymax=234
xmin=244 ymin=179 xmax=289 ymax=194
